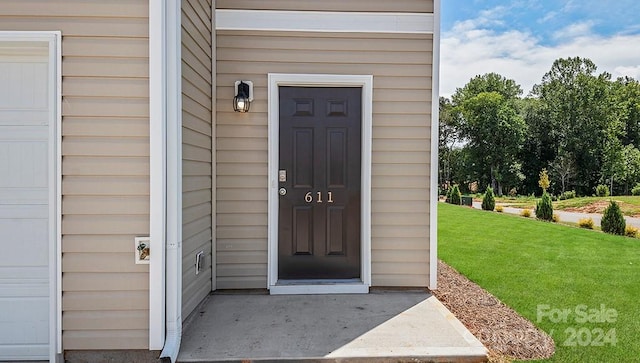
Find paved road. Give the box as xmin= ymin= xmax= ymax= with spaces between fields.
xmin=471 ymin=201 xmax=640 ymax=228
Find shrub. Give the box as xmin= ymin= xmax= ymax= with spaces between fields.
xmin=625 ymin=226 xmax=639 ymax=238
xmin=632 ymin=184 xmax=640 ymax=196
xmin=601 ymin=200 xmax=626 ymax=235
xmin=578 ymin=218 xmax=594 ymax=229
xmin=445 ymin=186 xmax=452 ymax=203
xmin=536 ymin=192 xmax=554 ymax=221
xmin=552 ymin=213 xmax=560 ymax=223
xmin=495 ymin=205 xmax=504 ymax=213
xmin=520 ymin=209 xmax=532 ymax=218
xmin=508 ymin=187 xmax=518 ymax=197
xmin=482 ymin=187 xmax=496 ymax=211
xmin=596 ymin=184 xmax=610 ymax=197
xmin=449 ymin=184 xmax=462 ymax=205
xmin=559 ymin=190 xmax=577 ymax=200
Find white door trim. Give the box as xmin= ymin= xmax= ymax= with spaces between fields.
xmin=267 ymin=73 xmax=373 ymax=295
xmin=0 ymin=31 xmax=62 ymax=363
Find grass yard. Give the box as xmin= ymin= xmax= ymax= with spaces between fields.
xmin=438 ymin=203 xmax=640 ymax=362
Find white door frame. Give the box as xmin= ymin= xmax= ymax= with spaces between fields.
xmin=267 ymin=73 xmax=373 ymax=295
xmin=0 ymin=31 xmax=62 ymax=363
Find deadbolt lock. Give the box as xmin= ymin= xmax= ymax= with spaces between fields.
xmin=279 ymin=188 xmax=287 ymax=196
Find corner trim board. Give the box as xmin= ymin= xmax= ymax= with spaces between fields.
xmin=216 ymin=9 xmax=434 ymax=34
xmin=429 ymin=0 xmax=441 ymax=290
xmin=149 ymin=0 xmax=166 ymax=351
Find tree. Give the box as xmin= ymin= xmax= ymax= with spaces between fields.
xmin=452 ymin=74 xmax=525 ymax=196
xmin=550 ymin=152 xmax=576 ymax=194
xmin=452 ymin=72 xmax=523 ymax=105
xmin=481 ymin=187 xmax=496 ymax=211
xmin=438 ymin=97 xmax=460 ymax=187
xmin=620 ymin=145 xmax=640 ymax=194
xmin=440 ymin=59 xmax=640 ymax=197
xmin=458 ymin=91 xmax=526 ymax=195
xmin=614 ymin=77 xmax=640 ymax=147
xmin=520 ymin=97 xmax=558 ymax=195
xmin=538 ymin=168 xmax=550 ymax=192
xmin=531 ymin=57 xmax=620 ymax=195
xmin=449 ymin=184 xmax=462 ymax=205
xmin=601 ymin=201 xmax=625 ymax=235
xmin=536 ymin=192 xmax=554 ymax=221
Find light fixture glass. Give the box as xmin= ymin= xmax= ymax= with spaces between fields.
xmin=233 ymin=80 xmax=253 ymax=112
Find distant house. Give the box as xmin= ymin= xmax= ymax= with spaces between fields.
xmin=0 ymin=0 xmax=440 ymax=361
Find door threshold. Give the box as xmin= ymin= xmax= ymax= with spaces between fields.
xmin=270 ymin=280 xmax=369 ymax=295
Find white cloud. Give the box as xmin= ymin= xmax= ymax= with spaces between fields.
xmin=614 ymin=66 xmax=640 ymax=80
xmin=539 ymin=11 xmax=558 ymax=23
xmin=552 ymin=21 xmax=595 ymax=41
xmin=440 ymin=22 xmax=640 ymax=97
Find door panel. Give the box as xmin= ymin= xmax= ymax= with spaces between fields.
xmin=278 ymin=87 xmax=361 ymax=280
xmin=0 ymin=44 xmax=51 ymax=360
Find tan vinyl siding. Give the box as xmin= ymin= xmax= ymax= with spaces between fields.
xmin=182 ymin=0 xmax=214 ymax=319
xmin=0 ymin=0 xmax=150 ymax=350
xmin=216 ymin=29 xmax=433 ymax=288
xmin=217 ymin=0 xmax=433 ymax=13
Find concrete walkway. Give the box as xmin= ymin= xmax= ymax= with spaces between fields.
xmin=178 ymin=291 xmax=487 ymax=362
xmin=471 ymin=201 xmax=640 ymax=228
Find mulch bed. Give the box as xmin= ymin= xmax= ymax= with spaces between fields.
xmin=432 ymin=260 xmax=555 ymax=362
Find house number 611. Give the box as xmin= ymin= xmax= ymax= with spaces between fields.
xmin=305 ymin=191 xmax=334 ymax=203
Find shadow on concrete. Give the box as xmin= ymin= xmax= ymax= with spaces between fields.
xmin=178 ymin=291 xmax=486 ymax=362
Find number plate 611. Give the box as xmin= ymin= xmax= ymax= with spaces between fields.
xmin=304 ymin=191 xmax=334 ymax=203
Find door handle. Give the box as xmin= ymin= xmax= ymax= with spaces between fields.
xmin=279 ymin=187 xmax=287 ymax=196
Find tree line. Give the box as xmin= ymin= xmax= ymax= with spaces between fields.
xmin=439 ymin=57 xmax=640 ymax=197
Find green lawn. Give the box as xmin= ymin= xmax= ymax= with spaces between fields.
xmin=438 ymin=203 xmax=640 ymax=362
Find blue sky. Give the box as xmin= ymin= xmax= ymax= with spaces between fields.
xmin=440 ymin=0 xmax=640 ymax=96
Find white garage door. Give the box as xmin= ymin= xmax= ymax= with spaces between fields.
xmin=0 ymin=41 xmax=53 ymax=361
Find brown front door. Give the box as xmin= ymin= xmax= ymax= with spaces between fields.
xmin=278 ymin=86 xmax=361 ymax=280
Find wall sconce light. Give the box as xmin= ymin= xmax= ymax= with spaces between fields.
xmin=233 ymin=80 xmax=253 ymax=112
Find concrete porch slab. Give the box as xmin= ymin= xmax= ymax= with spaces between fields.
xmin=178 ymin=291 xmax=487 ymax=362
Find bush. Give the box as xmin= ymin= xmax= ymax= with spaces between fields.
xmin=481 ymin=187 xmax=496 ymax=211
xmin=536 ymin=192 xmax=554 ymax=221
xmin=495 ymin=205 xmax=504 ymax=213
xmin=578 ymin=218 xmax=595 ymax=229
xmin=632 ymin=184 xmax=640 ymax=196
xmin=552 ymin=213 xmax=560 ymax=223
xmin=520 ymin=209 xmax=532 ymax=218
xmin=508 ymin=188 xmax=518 ymax=197
xmin=625 ymin=226 xmax=639 ymax=238
xmin=601 ymin=200 xmax=626 ymax=235
xmin=559 ymin=190 xmax=577 ymax=200
xmin=449 ymin=184 xmax=462 ymax=205
xmin=596 ymin=184 xmax=610 ymax=197
xmin=445 ymin=186 xmax=452 ymax=203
